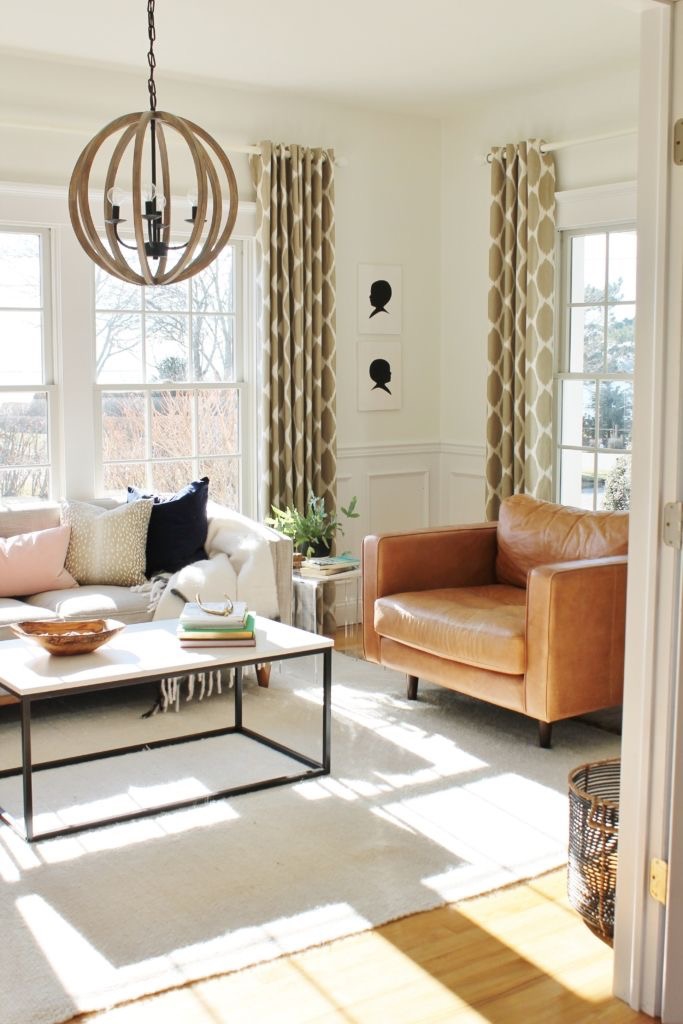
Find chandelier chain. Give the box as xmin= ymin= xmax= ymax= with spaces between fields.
xmin=147 ymin=0 xmax=157 ymax=112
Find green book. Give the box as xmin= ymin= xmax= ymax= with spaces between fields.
xmin=177 ymin=612 xmax=255 ymax=640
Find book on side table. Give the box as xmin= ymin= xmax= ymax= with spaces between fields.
xmin=298 ymin=555 xmax=360 ymax=579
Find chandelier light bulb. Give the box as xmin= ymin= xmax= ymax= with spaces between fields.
xmin=143 ymin=183 xmax=166 ymax=209
xmin=106 ymin=186 xmax=126 ymax=207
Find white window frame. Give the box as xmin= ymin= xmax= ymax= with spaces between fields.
xmin=92 ymin=237 xmax=255 ymax=510
xmin=0 ymin=222 xmax=61 ymax=500
xmin=0 ymin=183 xmax=258 ymax=515
xmin=553 ymin=182 xmax=637 ymax=508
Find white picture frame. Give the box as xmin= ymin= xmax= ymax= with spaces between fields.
xmin=358 ymin=263 xmax=402 ymax=335
xmin=358 ymin=341 xmax=402 ymax=411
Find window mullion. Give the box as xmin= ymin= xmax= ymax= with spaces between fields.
xmin=555 ymin=226 xmax=635 ymax=511
xmin=0 ymin=226 xmax=55 ymax=501
xmin=145 ymin=390 xmax=153 ymax=490
xmin=95 ymin=245 xmax=244 ymax=505
xmin=604 ymin=232 xmax=610 ymax=373
xmin=141 ymin=286 xmax=148 ymax=385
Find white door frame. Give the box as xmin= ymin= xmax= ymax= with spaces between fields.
xmin=613 ymin=2 xmax=683 ymax=1019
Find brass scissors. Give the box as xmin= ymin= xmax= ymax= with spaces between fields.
xmin=194 ymin=593 xmax=235 ymax=617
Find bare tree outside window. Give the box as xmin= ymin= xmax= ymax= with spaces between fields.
xmin=96 ymin=244 xmax=242 ymax=505
xmin=0 ymin=230 xmax=52 ymax=499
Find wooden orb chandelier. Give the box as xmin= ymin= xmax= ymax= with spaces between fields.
xmin=68 ymin=0 xmax=238 ymax=286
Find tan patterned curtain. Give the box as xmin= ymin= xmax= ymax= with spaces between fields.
xmin=250 ymin=141 xmax=337 ymax=519
xmin=250 ymin=142 xmax=337 ymax=630
xmin=485 ymin=140 xmax=556 ymax=521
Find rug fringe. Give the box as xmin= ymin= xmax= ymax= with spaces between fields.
xmin=141 ymin=667 xmax=235 ymax=718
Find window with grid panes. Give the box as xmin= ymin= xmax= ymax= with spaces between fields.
xmin=0 ymin=228 xmax=55 ymax=500
xmin=555 ymin=228 xmax=636 ymax=511
xmin=95 ymin=243 xmax=246 ymax=506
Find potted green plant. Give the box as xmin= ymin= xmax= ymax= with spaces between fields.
xmin=266 ymin=494 xmax=359 ymax=558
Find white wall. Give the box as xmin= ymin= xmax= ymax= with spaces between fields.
xmin=439 ymin=64 xmax=640 ymax=525
xmin=0 ymin=51 xmax=442 ymax=545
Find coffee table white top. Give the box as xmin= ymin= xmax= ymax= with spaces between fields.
xmin=0 ymin=616 xmax=333 ymax=697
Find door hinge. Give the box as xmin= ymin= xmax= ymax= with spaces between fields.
xmin=675 ymin=120 xmax=683 ymax=165
xmin=663 ymin=502 xmax=683 ymax=549
xmin=650 ymin=858 xmax=668 ymax=905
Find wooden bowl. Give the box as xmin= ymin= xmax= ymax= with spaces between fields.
xmin=10 ymin=618 xmax=125 ymax=656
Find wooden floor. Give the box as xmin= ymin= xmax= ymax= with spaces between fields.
xmin=67 ymin=870 xmax=655 ymax=1024
xmin=65 ymin=625 xmax=656 ymax=1024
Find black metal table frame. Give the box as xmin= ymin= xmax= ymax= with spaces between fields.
xmin=0 ymin=646 xmax=332 ymax=843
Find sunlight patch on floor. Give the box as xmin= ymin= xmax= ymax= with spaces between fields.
xmin=84 ymin=928 xmax=495 ymax=1024
xmin=455 ymin=873 xmax=616 ymax=1004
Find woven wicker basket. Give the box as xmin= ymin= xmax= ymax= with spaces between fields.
xmin=567 ymin=757 xmax=620 ymax=945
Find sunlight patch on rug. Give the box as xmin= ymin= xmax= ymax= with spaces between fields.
xmin=0 ymin=651 xmax=620 ymax=1024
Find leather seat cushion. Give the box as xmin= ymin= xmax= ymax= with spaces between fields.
xmin=374 ymin=585 xmax=527 ymax=674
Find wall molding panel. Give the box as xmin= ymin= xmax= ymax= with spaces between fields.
xmin=367 ymin=468 xmax=431 ymax=534
xmin=337 ymin=440 xmax=442 ymax=460
xmin=333 ymin=440 xmax=486 ymax=623
xmin=336 ymin=439 xmax=486 ymax=557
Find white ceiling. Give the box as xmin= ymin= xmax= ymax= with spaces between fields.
xmin=2 ymin=0 xmax=641 ymax=116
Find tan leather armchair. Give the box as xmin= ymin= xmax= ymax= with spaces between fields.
xmin=362 ymin=495 xmax=628 ymax=747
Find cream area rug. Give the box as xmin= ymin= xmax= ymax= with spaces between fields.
xmin=0 ymin=651 xmax=620 ymax=1024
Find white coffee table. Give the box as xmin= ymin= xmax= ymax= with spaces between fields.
xmin=0 ymin=617 xmax=333 ymax=842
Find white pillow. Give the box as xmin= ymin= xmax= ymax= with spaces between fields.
xmin=61 ymin=499 xmax=153 ymax=586
xmin=153 ymin=554 xmax=238 ymax=620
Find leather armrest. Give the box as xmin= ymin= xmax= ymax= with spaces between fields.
xmin=524 ymin=555 xmax=628 ymax=721
xmin=362 ymin=523 xmax=498 ymax=663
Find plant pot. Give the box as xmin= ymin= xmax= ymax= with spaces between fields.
xmin=299 ymin=540 xmax=330 ymax=559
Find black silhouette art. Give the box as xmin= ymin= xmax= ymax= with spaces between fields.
xmin=369 ymin=358 xmax=392 ymax=394
xmin=369 ymin=279 xmax=392 ymax=319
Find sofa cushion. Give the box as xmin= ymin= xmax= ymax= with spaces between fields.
xmin=0 ymin=525 xmax=77 ymax=597
xmin=495 ymin=495 xmax=629 ymax=589
xmin=374 ymin=585 xmax=527 ymax=675
xmin=0 ymin=598 xmax=59 ymax=642
xmin=24 ymin=584 xmax=154 ymax=624
xmin=0 ymin=596 xmax=58 ymax=625
xmin=61 ymin=499 xmax=153 ymax=586
xmin=127 ymin=477 xmax=209 ymax=577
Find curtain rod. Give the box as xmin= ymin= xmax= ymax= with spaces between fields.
xmin=0 ymin=120 xmax=343 ymax=163
xmin=484 ymin=127 xmax=637 ymax=163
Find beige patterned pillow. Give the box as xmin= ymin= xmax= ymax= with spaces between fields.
xmin=61 ymin=500 xmax=153 ymax=586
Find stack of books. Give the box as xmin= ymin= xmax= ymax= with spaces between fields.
xmin=176 ymin=600 xmax=256 ymax=648
xmin=298 ymin=554 xmax=360 ymax=579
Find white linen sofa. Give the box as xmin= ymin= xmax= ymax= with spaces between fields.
xmin=0 ymin=499 xmax=292 ymax=701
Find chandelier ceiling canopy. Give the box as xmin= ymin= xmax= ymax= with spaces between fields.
xmin=68 ymin=0 xmax=237 ymax=286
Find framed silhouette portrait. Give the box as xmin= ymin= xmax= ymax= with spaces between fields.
xmin=358 ymin=264 xmax=402 ymax=335
xmin=358 ymin=341 xmax=402 ymax=411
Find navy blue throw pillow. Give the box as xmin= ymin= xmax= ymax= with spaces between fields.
xmin=127 ymin=477 xmax=209 ymax=577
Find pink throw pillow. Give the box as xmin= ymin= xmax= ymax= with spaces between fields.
xmin=0 ymin=525 xmax=78 ymax=597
